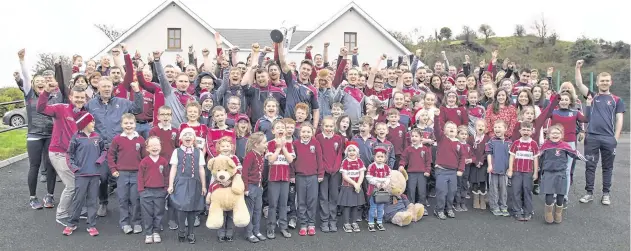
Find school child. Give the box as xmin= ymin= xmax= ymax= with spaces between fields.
xmin=254 ymin=98 xmax=283 ymax=141
xmin=338 ymin=141 xmax=366 ymax=233
xmin=226 ymin=96 xmax=246 ymax=129
xmin=469 ymin=120 xmax=490 ymax=210
xmin=108 ymin=113 xmax=146 ymax=234
xmin=265 ymin=120 xmax=295 ymax=239
xmin=282 ymin=118 xmax=298 ymax=228
xmin=385 ymin=108 xmax=406 ymax=168
xmin=399 ymin=128 xmax=432 ymax=214
xmin=207 ymin=106 xmax=236 ymax=158
xmin=391 ymin=92 xmax=412 ymax=129
xmin=507 ymin=122 xmax=539 ymax=221
xmin=243 ymin=132 xmax=268 ymax=243
xmin=138 ymin=137 xmax=169 ymax=243
xmin=235 ymin=115 xmax=251 ymax=162
xmin=294 ymin=102 xmax=310 ymax=129
xmin=331 ymin=102 xmax=344 ymax=122
xmin=199 ymin=92 xmax=214 ymax=127
xmin=63 ymin=112 xmax=105 ymax=236
xmin=485 ymin=120 xmax=512 ymax=217
xmin=366 ymin=147 xmax=391 ymax=232
xmin=433 ymin=110 xmax=465 ymax=220
xmin=352 ymin=117 xmax=377 ymax=221
xmin=539 ymin=125 xmax=586 ymax=224
xmin=291 ymin=123 xmax=324 ymax=236
xmin=316 ymin=116 xmax=345 ymax=232
xmin=210 ymin=137 xmax=242 ymax=242
xmin=179 ymin=101 xmax=209 ymax=155
xmin=148 ymin=105 xmax=180 ymax=230
xmin=466 ymin=90 xmax=486 ymax=136
xmin=168 ymin=127 xmax=207 ymax=244
xmin=373 ymin=122 xmax=396 ymax=169
xmin=454 ymin=126 xmax=473 ymax=212
xmin=439 ymin=90 xmax=468 ymax=128
xmin=423 ymin=92 xmax=439 ymax=126
xmin=336 ymin=115 xmax=353 ymax=141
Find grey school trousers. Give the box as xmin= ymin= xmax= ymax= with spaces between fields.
xmin=489 ymin=173 xmax=508 ymax=211
xmin=296 ymin=175 xmax=318 ymax=228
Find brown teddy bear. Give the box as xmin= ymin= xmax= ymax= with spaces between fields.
xmin=384 ymin=170 xmax=425 ymax=226
xmin=205 ymin=155 xmax=250 ymax=229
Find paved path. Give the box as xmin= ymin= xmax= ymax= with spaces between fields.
xmin=0 ymin=138 xmax=629 ymax=251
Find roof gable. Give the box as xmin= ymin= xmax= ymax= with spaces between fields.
xmin=90 ymin=0 xmax=234 ymax=59
xmin=290 ymin=2 xmax=411 ymax=55
xmin=215 ymin=29 xmax=312 ymax=50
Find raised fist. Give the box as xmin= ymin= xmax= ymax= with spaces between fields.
xmin=202 ymin=48 xmax=210 ymax=57
xmin=252 ymin=43 xmax=260 ymax=52
xmin=306 ymin=44 xmax=313 ymax=52
xmin=120 ymin=43 xmax=127 ymax=52
xmin=324 ymin=42 xmax=330 ymax=47
xmin=575 ymin=60 xmax=584 ymax=69
xmin=264 ymin=46 xmax=273 ymax=53
xmin=17 ymin=49 xmax=25 ymax=60
xmin=152 ymin=51 xmax=162 ymax=60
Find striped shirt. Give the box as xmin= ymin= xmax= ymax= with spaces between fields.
xmin=266 ymin=140 xmax=295 ymax=182
xmin=509 ymin=138 xmax=539 ymax=173
xmin=340 ymin=158 xmax=366 ymax=187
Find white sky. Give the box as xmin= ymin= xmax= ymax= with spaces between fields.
xmin=1 ymin=0 xmax=628 ymax=87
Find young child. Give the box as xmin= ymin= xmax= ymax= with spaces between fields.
xmin=138 ymin=137 xmax=169 ymax=243
xmin=63 ymin=112 xmax=105 ymax=236
xmin=265 ymin=120 xmax=295 ymax=239
xmin=211 ymin=137 xmax=242 ymax=242
xmin=469 ymin=120 xmax=490 ymax=210
xmin=439 ymin=90 xmax=468 ymax=128
xmin=294 ymin=102 xmax=310 ymax=128
xmin=148 ymin=105 xmax=180 ymax=230
xmin=507 ymin=122 xmax=539 ymax=221
xmin=486 ymin=120 xmax=512 ymax=217
xmin=366 ymin=147 xmax=391 ymax=232
xmin=291 ymin=123 xmax=324 ymax=236
xmin=373 ymin=122 xmax=396 ymax=168
xmin=235 ymin=115 xmax=251 ymax=162
xmin=423 ymin=92 xmax=439 ymax=126
xmin=282 ymin=118 xmax=298 ymax=228
xmin=385 ymin=108 xmax=406 ymax=168
xmin=399 ymin=128 xmax=432 ymax=213
xmin=466 ymin=90 xmax=486 ymax=136
xmin=207 ymin=106 xmax=236 ymax=158
xmin=539 ymin=124 xmax=586 ymax=224
xmin=316 ymin=116 xmax=345 ymax=232
xmin=433 ymin=110 xmax=465 ymax=220
xmin=226 ymin=96 xmax=246 ymax=129
xmin=168 ymin=128 xmax=207 ymax=244
xmin=454 ymin=125 xmax=473 ymax=212
xmin=391 ymin=92 xmax=412 ymax=129
xmin=353 ymin=117 xmax=377 ymax=221
xmin=336 ymin=115 xmax=352 ymax=141
xmin=254 ymin=98 xmax=282 ymax=141
xmin=243 ymin=132 xmax=268 ymax=243
xmin=331 ymin=102 xmax=344 ymax=122
xmin=338 ymin=141 xmax=366 ymax=233
xmin=284 ymin=118 xmax=298 ymax=142
xmin=108 ymin=113 xmax=146 ymax=234
xmin=199 ymin=92 xmax=215 ymax=127
xmin=179 ymin=102 xmax=209 ymax=155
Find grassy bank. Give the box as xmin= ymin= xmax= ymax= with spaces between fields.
xmin=0 ymin=129 xmax=27 ymax=160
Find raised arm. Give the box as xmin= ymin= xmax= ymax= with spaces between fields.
xmin=54 ymin=60 xmax=69 ymax=103
xmin=120 ymin=44 xmax=134 ymax=91
xmin=153 ymin=51 xmax=173 ymax=97
xmin=351 ymin=47 xmax=359 ymax=67
xmin=332 ymin=47 xmax=348 ymax=89
xmin=574 ymin=60 xmax=589 ymax=97
xmin=17 ymin=49 xmax=32 ymax=95
xmin=135 ymin=61 xmax=158 ymax=94
xmin=366 ymin=54 xmax=386 ymax=90
xmin=111 ymin=46 xmax=125 ymax=76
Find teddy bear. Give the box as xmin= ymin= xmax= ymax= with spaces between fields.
xmin=205 ymin=155 xmax=250 ymax=229
xmin=384 ymin=170 xmax=425 ymax=226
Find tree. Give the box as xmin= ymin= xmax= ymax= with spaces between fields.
xmin=456 ymin=26 xmax=477 ymax=41
xmin=439 ymin=27 xmax=452 ymax=41
xmin=548 ymin=31 xmax=558 ymax=45
xmin=514 ymin=25 xmax=526 ymax=37
xmin=94 ymin=23 xmax=123 ymax=42
xmin=569 ymin=37 xmax=601 ymax=65
xmin=388 ymin=30 xmax=414 ymax=49
xmin=32 ymin=53 xmax=72 ymax=75
xmin=478 ymin=24 xmax=495 ymax=43
xmin=532 ymin=13 xmax=549 ymax=45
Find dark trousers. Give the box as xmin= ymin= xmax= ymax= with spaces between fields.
xmin=140 ymin=188 xmax=166 ymax=235
xmin=319 ymin=172 xmax=341 ymax=225
xmin=117 ymin=171 xmax=141 ymax=227
xmin=407 ymin=172 xmax=427 ymax=204
xmin=296 ymin=175 xmax=318 ymax=228
xmin=455 ymin=166 xmax=470 ymax=204
xmin=27 ymin=138 xmax=56 ymax=196
xmin=287 ymin=182 xmax=297 ymax=219
xmin=584 ymin=134 xmax=617 ymax=194
xmin=218 ymin=211 xmax=234 ymax=238
xmin=68 ymin=176 xmax=99 ymax=227
xmin=177 ymin=210 xmax=197 ymax=236
xmin=245 ymin=185 xmax=263 ymax=237
xmin=267 ymin=181 xmax=289 ymax=230
xmin=511 ymin=172 xmax=533 ymax=216
xmin=98 ymin=159 xmax=113 ymax=205
xmin=435 ymin=168 xmax=457 ymax=212
xmin=342 ymin=206 xmax=359 ymax=224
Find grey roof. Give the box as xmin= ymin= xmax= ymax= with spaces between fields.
xmin=215 ymin=29 xmax=313 ymax=49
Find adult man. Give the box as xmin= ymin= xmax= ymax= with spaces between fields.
xmin=574 ymin=60 xmax=625 ymax=205
xmin=278 ymin=40 xmax=320 ymax=127
xmin=37 ymin=86 xmax=87 ymax=225
xmin=85 ymin=77 xmax=143 ymax=216
xmin=512 ymin=69 xmax=532 ymax=96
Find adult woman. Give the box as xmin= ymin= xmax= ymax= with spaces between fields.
xmin=428 ymin=74 xmax=444 ymax=105
xmin=480 ymin=83 xmax=495 ymax=108
xmin=485 ymin=88 xmax=517 ymax=138
xmin=515 ymin=89 xmax=541 ymax=121
xmin=531 ymin=85 xmax=548 ymax=109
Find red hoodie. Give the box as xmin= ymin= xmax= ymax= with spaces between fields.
xmin=36 ymin=91 xmax=82 ymax=153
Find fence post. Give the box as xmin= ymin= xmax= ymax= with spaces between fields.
xmin=556 ymin=71 xmax=561 ymax=91
xmin=589 ymin=72 xmax=594 ymax=92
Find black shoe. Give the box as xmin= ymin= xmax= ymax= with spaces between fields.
xmin=329 ymin=222 xmax=338 ymax=232
xmin=188 ymin=234 xmax=195 ymax=244
xmin=218 ymin=236 xmax=226 ymax=243
xmin=178 ymin=234 xmax=186 ymax=242
xmin=225 ymin=236 xmax=233 ymax=242
xmin=376 ymin=223 xmax=386 ymax=231
xmin=533 ymin=184 xmax=540 ymax=195
xmin=321 ymin=224 xmax=330 ymax=233
xmin=266 ymin=229 xmax=275 ymax=239
xmin=429 ymin=190 xmax=436 ymax=198
xmin=343 ymin=223 xmax=353 ymax=233
xmin=367 ymin=224 xmax=376 ymax=232
xmin=247 ymin=235 xmax=260 ymax=243
xmin=255 ymin=233 xmax=267 ymax=241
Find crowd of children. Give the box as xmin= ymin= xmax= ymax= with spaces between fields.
xmin=16 ymin=36 xmax=625 ymax=245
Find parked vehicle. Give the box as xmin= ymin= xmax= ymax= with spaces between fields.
xmin=3 ymin=108 xmax=27 ymax=127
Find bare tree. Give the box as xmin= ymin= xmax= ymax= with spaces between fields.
xmin=456 ymin=26 xmax=477 ymax=42
xmin=478 ymin=24 xmax=496 ymax=43
xmin=32 ymin=53 xmax=72 ymax=75
xmin=532 ymin=14 xmax=549 ymax=45
xmin=94 ymin=24 xmax=124 ymax=42
xmin=514 ymin=24 xmax=526 ymax=37
xmin=435 ymin=29 xmax=442 ymax=41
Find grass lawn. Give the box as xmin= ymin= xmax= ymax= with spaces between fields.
xmin=0 ymin=129 xmax=27 ymax=161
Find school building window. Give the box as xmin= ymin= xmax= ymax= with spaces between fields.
xmin=344 ymin=32 xmax=357 ymax=49
xmin=168 ymin=28 xmax=181 ymax=50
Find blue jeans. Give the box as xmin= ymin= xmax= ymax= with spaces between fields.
xmin=368 ymin=196 xmax=384 ymax=224
xmin=136 ymin=122 xmax=152 ymax=139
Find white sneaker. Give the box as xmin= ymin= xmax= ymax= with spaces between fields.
xmin=145 ymin=235 xmax=153 ymax=244
xmin=579 ymin=194 xmax=594 ymax=203
xmin=122 ymin=225 xmax=133 ymax=234
xmin=152 ymin=233 xmax=162 ymax=243
xmin=601 ymin=194 xmax=611 ymax=205
xmin=133 ymin=225 xmax=143 ymax=234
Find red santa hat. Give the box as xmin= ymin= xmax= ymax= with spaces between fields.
xmin=180 ymin=127 xmax=196 ymax=140
xmin=345 ymin=141 xmax=359 ymax=153
xmin=75 ymin=111 xmax=94 ymax=131
xmin=373 ymin=146 xmax=388 ymax=155
xmin=236 ymin=114 xmax=250 ymax=124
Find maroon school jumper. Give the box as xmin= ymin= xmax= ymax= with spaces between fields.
xmin=138 ymin=156 xmax=170 ymax=192
xmin=386 ymin=123 xmax=406 ymax=156
xmin=242 ymin=151 xmax=265 ymax=193
xmin=439 ymin=105 xmax=468 ymax=128
xmin=291 ymin=138 xmax=324 ymax=179
xmin=148 ymin=125 xmax=179 ymax=161
xmin=399 ymin=144 xmax=432 ymax=173
xmin=315 ymin=133 xmax=345 ymax=174
xmin=108 ymin=132 xmax=146 ymax=173
xmin=434 ymin=115 xmax=466 ymax=171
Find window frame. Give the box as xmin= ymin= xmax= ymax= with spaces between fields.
xmin=167 ymin=28 xmax=182 ymax=50
xmin=344 ymin=32 xmax=357 ymax=49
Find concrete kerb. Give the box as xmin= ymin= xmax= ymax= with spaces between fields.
xmin=0 ymin=153 xmax=28 ymax=169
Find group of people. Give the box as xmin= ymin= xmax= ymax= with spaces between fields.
xmin=15 ymin=31 xmax=625 ymax=245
